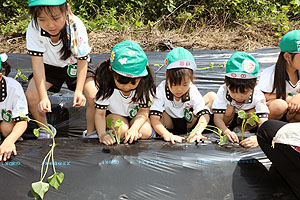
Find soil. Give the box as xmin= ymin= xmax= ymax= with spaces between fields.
xmin=0 ymin=24 xmax=297 ymax=54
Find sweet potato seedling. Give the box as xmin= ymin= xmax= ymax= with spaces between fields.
xmin=237 ymin=110 xmax=259 ymax=140
xmin=106 ymin=118 xmax=123 ymax=145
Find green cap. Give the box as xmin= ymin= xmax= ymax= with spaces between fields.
xmin=225 ymin=52 xmax=259 ymax=79
xmin=110 ymin=40 xmax=148 ymax=77
xmin=0 ymin=54 xmax=8 ymax=71
xmin=29 ymin=0 xmax=66 ymax=7
xmin=164 ymin=47 xmax=196 ymax=71
xmin=279 ymin=30 xmax=300 ymax=53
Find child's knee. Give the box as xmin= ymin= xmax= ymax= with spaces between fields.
xmin=269 ymin=99 xmax=288 ymax=113
xmin=0 ymin=122 xmax=14 ymax=137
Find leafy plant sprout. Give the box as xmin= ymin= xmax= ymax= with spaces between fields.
xmin=14 ymin=69 xmax=28 ymax=81
xmin=106 ymin=118 xmax=123 ymax=145
xmin=237 ymin=110 xmax=259 ymax=141
xmin=186 ymin=122 xmax=226 ymax=146
xmin=18 ymin=112 xmax=64 ymax=200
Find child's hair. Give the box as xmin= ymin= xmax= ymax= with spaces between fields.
xmin=225 ymin=76 xmax=256 ymax=93
xmin=166 ymin=68 xmax=194 ymax=86
xmin=272 ymin=52 xmax=296 ymax=99
xmin=95 ymin=60 xmax=156 ymax=105
xmin=1 ymin=61 xmax=11 ymax=76
xmin=29 ymin=3 xmax=70 ymax=60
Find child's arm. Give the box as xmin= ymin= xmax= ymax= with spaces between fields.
xmin=73 ymin=59 xmax=88 ymax=107
xmin=287 ymin=94 xmax=300 ymax=114
xmin=95 ymin=109 xmax=115 ymax=145
xmin=31 ymin=56 xmax=51 ymax=112
xmin=150 ymin=115 xmax=185 ymax=144
xmin=187 ymin=114 xmax=209 ymax=143
xmin=214 ymin=114 xmax=239 ymax=143
xmin=124 ymin=107 xmax=148 ymax=144
xmin=0 ymin=121 xmax=27 ymax=161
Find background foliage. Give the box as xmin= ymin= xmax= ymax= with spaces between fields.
xmin=0 ymin=0 xmax=299 ymax=35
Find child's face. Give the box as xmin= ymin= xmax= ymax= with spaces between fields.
xmin=37 ymin=7 xmax=67 ymax=36
xmin=290 ymin=53 xmax=300 ymax=70
xmin=114 ymin=77 xmax=141 ymax=94
xmin=168 ymin=76 xmax=191 ymax=99
xmin=227 ymin=87 xmax=253 ymax=103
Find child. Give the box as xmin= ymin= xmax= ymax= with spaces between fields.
xmin=25 ymin=0 xmax=97 ymax=138
xmin=150 ymin=47 xmax=215 ymax=144
xmin=94 ymin=40 xmax=155 ymax=145
xmin=213 ymin=52 xmax=269 ymax=148
xmin=257 ymin=30 xmax=300 ymax=122
xmin=0 ymin=53 xmax=28 ymax=161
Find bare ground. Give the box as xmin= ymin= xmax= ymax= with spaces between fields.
xmin=0 ymin=24 xmax=297 ymax=54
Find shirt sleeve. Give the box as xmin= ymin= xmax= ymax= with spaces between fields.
xmin=212 ymin=84 xmax=228 ymax=114
xmin=254 ymin=88 xmax=269 ymax=118
xmin=94 ymin=95 xmax=110 ymax=110
xmin=150 ymin=82 xmax=165 ymax=117
xmin=26 ymin=20 xmax=46 ymax=56
xmin=257 ymin=65 xmax=275 ymax=93
xmin=12 ymin=83 xmax=28 ymax=122
xmin=190 ymin=85 xmax=210 ymax=116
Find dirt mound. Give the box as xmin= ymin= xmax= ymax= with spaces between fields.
xmin=0 ymin=24 xmax=284 ymax=54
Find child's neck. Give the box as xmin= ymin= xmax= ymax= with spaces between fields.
xmin=286 ymin=65 xmax=299 ymax=85
xmin=121 ymin=90 xmax=131 ymax=97
xmin=50 ymin=33 xmax=61 ymax=43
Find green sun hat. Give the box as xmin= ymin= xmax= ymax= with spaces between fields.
xmin=29 ymin=0 xmax=66 ymax=7
xmin=110 ymin=40 xmax=148 ymax=77
xmin=164 ymin=47 xmax=196 ymax=71
xmin=279 ymin=30 xmax=300 ymax=53
xmin=225 ymin=52 xmax=259 ymax=79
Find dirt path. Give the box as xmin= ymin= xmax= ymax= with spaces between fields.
xmin=0 ymin=25 xmax=284 ymax=54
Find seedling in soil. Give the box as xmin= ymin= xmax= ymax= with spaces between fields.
xmin=237 ymin=110 xmax=259 ymax=140
xmin=19 ymin=112 xmax=64 ymax=200
xmin=14 ymin=69 xmax=28 ymax=81
xmin=106 ymin=118 xmax=123 ymax=144
xmin=187 ymin=122 xmax=226 ymax=146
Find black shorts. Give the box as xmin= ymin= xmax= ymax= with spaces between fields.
xmin=29 ymin=62 xmax=95 ymax=93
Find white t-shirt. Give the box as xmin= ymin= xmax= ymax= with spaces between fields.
xmin=0 ymin=76 xmax=28 ymax=122
xmin=212 ymin=84 xmax=269 ymax=118
xmin=150 ymin=80 xmax=210 ymax=119
xmin=26 ymin=15 xmax=90 ymax=67
xmin=95 ymin=89 xmax=149 ymax=118
xmin=257 ymin=65 xmax=300 ymax=95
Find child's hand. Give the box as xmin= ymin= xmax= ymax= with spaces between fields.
xmin=0 ymin=141 xmax=17 ymax=161
xmin=124 ymin=129 xmax=141 ymax=144
xmin=73 ymin=91 xmax=86 ymax=107
xmin=239 ymin=135 xmax=258 ymax=148
xmin=39 ymin=97 xmax=51 ymax=113
xmin=163 ymin=132 xmax=185 ymax=144
xmin=288 ymin=94 xmax=300 ymax=114
xmin=223 ymin=129 xmax=239 ymax=143
xmin=187 ymin=132 xmax=207 ymax=143
xmin=99 ymin=134 xmax=116 ymax=145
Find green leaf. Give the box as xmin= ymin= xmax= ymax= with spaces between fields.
xmin=33 ymin=128 xmax=40 ymax=138
xmin=218 ymin=135 xmax=227 ymax=146
xmin=30 ymin=187 xmax=41 ymax=200
xmin=31 ymin=181 xmax=49 ymax=200
xmin=238 ymin=110 xmax=247 ymax=119
xmin=114 ymin=118 xmax=123 ymax=128
xmin=48 ymin=172 xmax=64 ymax=190
xmin=106 ymin=118 xmax=114 ymax=129
xmin=246 ymin=118 xmax=256 ymax=126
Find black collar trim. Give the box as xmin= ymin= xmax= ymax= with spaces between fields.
xmin=165 ymin=85 xmax=190 ymax=102
xmin=0 ymin=78 xmax=7 ymax=102
xmin=225 ymin=90 xmax=253 ymax=104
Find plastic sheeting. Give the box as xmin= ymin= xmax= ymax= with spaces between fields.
xmin=1 ymin=49 xmax=297 ymax=200
xmin=1 ymin=138 xmax=297 ymax=200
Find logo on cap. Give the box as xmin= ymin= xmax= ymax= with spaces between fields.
xmin=242 ymin=59 xmax=255 ymax=73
